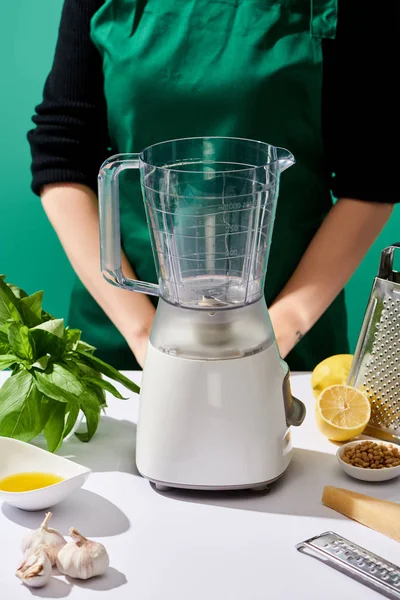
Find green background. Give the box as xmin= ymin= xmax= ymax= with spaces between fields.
xmin=1 ymin=1 xmax=398 ymax=352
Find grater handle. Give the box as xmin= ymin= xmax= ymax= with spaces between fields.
xmin=378 ymin=243 xmax=400 ymax=280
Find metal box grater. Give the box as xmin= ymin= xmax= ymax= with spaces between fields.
xmin=348 ymin=243 xmax=400 ymax=444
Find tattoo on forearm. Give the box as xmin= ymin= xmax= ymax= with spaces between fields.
xmin=296 ymin=330 xmax=303 ymax=343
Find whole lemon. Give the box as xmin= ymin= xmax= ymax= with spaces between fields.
xmin=311 ymin=354 xmax=354 ymax=399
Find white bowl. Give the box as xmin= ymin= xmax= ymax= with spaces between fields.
xmin=336 ymin=439 xmax=400 ymax=482
xmin=0 ymin=437 xmax=91 ymax=511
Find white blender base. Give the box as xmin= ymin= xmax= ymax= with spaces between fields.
xmin=136 ymin=342 xmax=292 ymax=490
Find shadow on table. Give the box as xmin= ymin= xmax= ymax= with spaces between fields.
xmin=2 ymin=488 xmax=130 ymax=537
xmin=26 ymin=568 xmax=127 ymax=598
xmin=66 ymin=567 xmax=127 ymax=591
xmin=58 ymin=417 xmax=140 ymax=476
xmin=153 ymin=447 xmax=399 ymax=519
xmin=28 ymin=576 xmax=72 ymax=598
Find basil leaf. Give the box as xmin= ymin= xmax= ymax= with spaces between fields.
xmin=35 ymin=365 xmax=81 ymax=404
xmin=35 ymin=363 xmax=101 ymax=414
xmin=0 ymin=354 xmax=19 ymax=371
xmin=62 ymin=359 xmax=107 ymax=406
xmin=19 ymin=291 xmax=43 ymax=327
xmin=65 ymin=328 xmax=81 ymax=352
xmin=41 ymin=309 xmax=55 ymax=322
xmin=76 ymin=351 xmax=140 ymax=394
xmin=0 ymin=371 xmax=43 ymax=441
xmin=52 ymin=362 xmax=92 ymax=397
xmin=63 ymin=403 xmax=80 ymax=439
xmin=65 ymin=361 xmax=107 ymax=407
xmin=0 ymin=330 xmax=10 ymax=354
xmin=66 ymin=358 xmax=100 ymax=379
xmin=6 ymin=282 xmax=28 ymax=300
xmin=32 ymin=356 xmax=50 ymax=371
xmin=8 ymin=324 xmax=36 ymax=361
xmin=80 ymin=389 xmax=103 ymax=411
xmin=76 ymin=340 xmax=96 ymax=355
xmin=31 ymin=331 xmax=64 ymax=360
xmin=75 ymin=404 xmax=100 ymax=443
xmin=32 ymin=318 xmax=64 ymax=338
xmin=83 ymin=376 xmax=127 ymax=399
xmin=44 ymin=402 xmax=66 ymax=452
xmin=0 ymin=278 xmax=22 ymax=325
xmin=90 ymin=384 xmax=107 ymax=407
xmin=30 ymin=319 xmax=65 ymax=359
xmin=40 ymin=395 xmax=55 ymax=429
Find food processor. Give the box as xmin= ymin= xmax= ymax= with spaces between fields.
xmin=98 ymin=137 xmax=306 ymax=491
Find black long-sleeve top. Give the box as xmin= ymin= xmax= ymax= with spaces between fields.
xmin=28 ymin=0 xmax=399 ymax=204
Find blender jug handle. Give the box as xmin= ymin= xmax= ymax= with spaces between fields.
xmin=98 ymin=154 xmax=160 ymax=297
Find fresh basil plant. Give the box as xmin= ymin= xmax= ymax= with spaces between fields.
xmin=0 ymin=276 xmax=139 ymax=452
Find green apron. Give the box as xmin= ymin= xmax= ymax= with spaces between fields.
xmin=69 ymin=0 xmax=349 ymax=371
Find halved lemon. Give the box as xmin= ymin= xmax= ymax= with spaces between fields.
xmin=311 ymin=354 xmax=353 ymax=399
xmin=315 ymin=385 xmax=371 ymax=442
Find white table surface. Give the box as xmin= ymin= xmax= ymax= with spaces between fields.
xmin=0 ymin=371 xmax=399 ymax=600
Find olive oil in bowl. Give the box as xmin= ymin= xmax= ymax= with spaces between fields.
xmin=0 ymin=472 xmax=64 ymax=492
xmin=0 ymin=437 xmax=91 ymax=510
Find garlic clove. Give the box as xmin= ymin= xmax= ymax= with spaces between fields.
xmin=16 ymin=546 xmax=52 ymax=588
xmin=21 ymin=511 xmax=66 ymax=566
xmin=56 ymin=528 xmax=109 ymax=580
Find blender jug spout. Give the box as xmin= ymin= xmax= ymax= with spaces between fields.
xmin=276 ymin=147 xmax=295 ymax=172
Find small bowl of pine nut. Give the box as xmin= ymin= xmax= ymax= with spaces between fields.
xmin=336 ymin=439 xmax=400 ymax=482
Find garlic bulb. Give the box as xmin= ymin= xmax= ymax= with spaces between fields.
xmin=16 ymin=546 xmax=52 ymax=588
xmin=21 ymin=511 xmax=66 ymax=565
xmin=56 ymin=528 xmax=109 ymax=580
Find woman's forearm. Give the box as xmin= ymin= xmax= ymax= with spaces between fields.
xmin=41 ymin=183 xmax=155 ymax=357
xmin=269 ymin=198 xmax=394 ymax=357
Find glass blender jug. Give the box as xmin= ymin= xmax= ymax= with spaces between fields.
xmin=99 ymin=137 xmax=306 ymax=491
